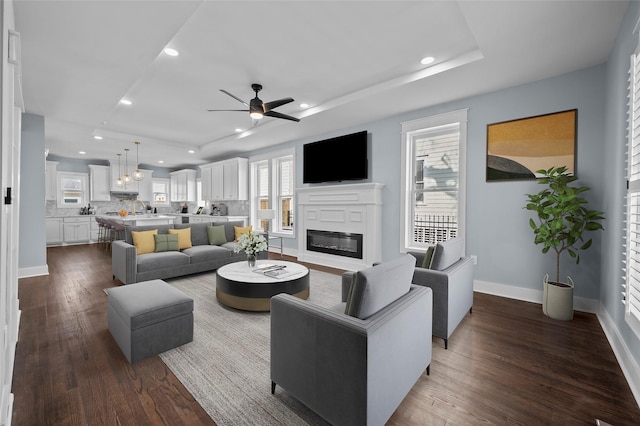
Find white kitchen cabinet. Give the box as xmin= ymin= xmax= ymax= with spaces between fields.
xmin=89 ymin=165 xmax=111 ymax=201
xmin=63 ymin=217 xmax=91 ymax=243
xmin=170 ymin=169 xmax=197 ymax=202
xmin=135 ymin=169 xmax=154 ymax=203
xmin=200 ymin=158 xmax=248 ymax=201
xmin=46 ymin=218 xmax=63 ymax=245
xmin=45 ymin=161 xmax=58 ymax=201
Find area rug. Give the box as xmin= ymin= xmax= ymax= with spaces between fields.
xmin=160 ymin=269 xmax=342 ymax=425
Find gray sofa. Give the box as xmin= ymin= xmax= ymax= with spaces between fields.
xmin=112 ymin=220 xmax=267 ymax=285
xmin=408 ymin=237 xmax=474 ymax=349
xmin=271 ymin=254 xmax=433 ymax=426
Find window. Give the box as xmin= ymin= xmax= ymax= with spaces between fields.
xmin=400 ymin=109 xmax=467 ymax=251
xmin=56 ymin=172 xmax=88 ymax=208
xmin=276 ymin=156 xmax=294 ymax=232
xmin=151 ymin=179 xmax=170 ymax=207
xmin=196 ymin=179 xmax=205 ymax=208
xmin=624 ymin=44 xmax=640 ymax=338
xmin=249 ymin=149 xmax=295 ymax=236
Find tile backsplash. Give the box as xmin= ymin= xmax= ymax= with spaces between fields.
xmin=46 ymin=197 xmax=249 ymax=217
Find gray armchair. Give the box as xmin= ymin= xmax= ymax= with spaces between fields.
xmin=409 ymin=237 xmax=474 ymax=349
xmin=270 ymin=254 xmax=433 ymax=426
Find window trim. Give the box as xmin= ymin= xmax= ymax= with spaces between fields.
xmin=151 ymin=178 xmax=171 ymax=208
xmin=56 ymin=171 xmax=89 ymax=209
xmin=400 ymin=109 xmax=468 ymax=253
xmin=249 ymin=148 xmax=296 ymax=238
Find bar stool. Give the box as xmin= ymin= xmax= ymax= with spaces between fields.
xmin=104 ymin=219 xmax=125 ymax=253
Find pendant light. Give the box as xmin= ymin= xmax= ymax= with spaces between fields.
xmin=115 ymin=153 xmax=125 ymax=188
xmin=123 ymin=148 xmax=132 ymax=184
xmin=133 ymin=141 xmax=144 ymax=181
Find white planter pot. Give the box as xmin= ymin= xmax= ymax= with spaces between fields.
xmin=542 ymin=274 xmax=574 ymax=321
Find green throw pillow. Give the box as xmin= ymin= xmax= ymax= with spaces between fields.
xmin=344 ymin=272 xmax=358 ymax=315
xmin=154 ymin=233 xmax=179 ymax=252
xmin=421 ymin=246 xmax=435 ymax=269
xmin=207 ymin=225 xmax=227 ymax=246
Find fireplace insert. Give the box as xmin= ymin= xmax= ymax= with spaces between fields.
xmin=306 ymin=230 xmax=363 ymax=259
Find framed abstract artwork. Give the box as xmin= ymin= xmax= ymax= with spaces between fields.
xmin=486 ymin=109 xmax=577 ymax=181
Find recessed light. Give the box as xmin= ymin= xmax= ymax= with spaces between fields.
xmin=158 ymin=160 xmax=164 ymax=164
xmin=420 ymin=56 xmax=435 ymax=65
xmin=164 ymin=47 xmax=179 ymax=57
xmin=300 ymin=103 xmax=309 ymax=108
xmin=119 ymin=99 xmax=132 ymax=106
xmin=188 ymin=150 xmax=195 ymax=154
xmin=93 ymin=135 xmax=103 ymax=140
xmin=79 ymin=151 xmax=86 ymax=155
xmin=235 ymin=128 xmax=243 ymax=133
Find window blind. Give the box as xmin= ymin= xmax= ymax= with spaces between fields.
xmin=625 ymin=49 xmax=640 ymax=337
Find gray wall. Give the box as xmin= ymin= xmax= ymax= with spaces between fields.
xmin=19 ymin=113 xmax=46 ymax=273
xmin=256 ymin=64 xmax=606 ymax=301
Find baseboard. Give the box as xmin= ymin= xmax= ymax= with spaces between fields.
xmin=474 ymin=279 xmax=639 ymax=408
xmin=18 ymin=265 xmax=49 ymax=279
xmin=473 ymin=279 xmax=598 ymax=313
xmin=596 ymin=305 xmax=640 ymax=408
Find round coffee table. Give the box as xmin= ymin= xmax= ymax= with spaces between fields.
xmin=216 ymin=260 xmax=310 ymax=312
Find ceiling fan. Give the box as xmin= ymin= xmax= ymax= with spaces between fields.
xmin=208 ymin=83 xmax=300 ymax=122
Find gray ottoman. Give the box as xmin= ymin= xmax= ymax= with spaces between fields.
xmin=108 ymin=279 xmax=194 ymax=364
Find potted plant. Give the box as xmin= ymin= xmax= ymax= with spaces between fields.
xmin=524 ymin=166 xmax=605 ymax=320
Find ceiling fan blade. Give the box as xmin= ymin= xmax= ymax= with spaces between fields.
xmin=220 ymin=89 xmax=249 ymax=107
xmin=264 ymin=110 xmax=300 ymax=122
xmin=263 ymin=97 xmax=294 ymax=112
xmin=207 ymin=109 xmax=249 ymax=112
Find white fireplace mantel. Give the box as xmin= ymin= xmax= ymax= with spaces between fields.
xmin=297 ymin=183 xmax=384 ymax=271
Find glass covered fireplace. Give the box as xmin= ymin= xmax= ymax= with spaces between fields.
xmin=306 ymin=230 xmax=363 ymax=259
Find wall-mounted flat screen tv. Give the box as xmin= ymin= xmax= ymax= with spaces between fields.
xmin=303 ymin=131 xmax=368 ymax=183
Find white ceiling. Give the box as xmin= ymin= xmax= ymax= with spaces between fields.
xmin=14 ymin=1 xmax=628 ymax=169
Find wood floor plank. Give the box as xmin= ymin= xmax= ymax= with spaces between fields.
xmin=11 ymin=244 xmax=640 ymax=425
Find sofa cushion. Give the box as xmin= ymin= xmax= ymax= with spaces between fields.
xmin=131 ymin=229 xmax=158 ymax=255
xmin=211 ymin=221 xmax=244 ymax=243
xmin=182 ymin=245 xmax=232 ymax=264
xmin=345 ymin=254 xmax=415 ymax=320
xmin=344 ymin=272 xmax=358 ymax=314
xmin=137 ymin=251 xmax=190 ymax=273
xmin=234 ymin=225 xmax=252 ymax=242
xmin=207 ymin=225 xmax=227 ymax=245
xmin=168 ymin=228 xmax=192 ymax=249
xmin=175 ymin=222 xmax=212 ymax=246
xmin=421 ymin=246 xmax=435 ymax=269
xmin=154 ymin=233 xmax=179 ymax=252
xmin=430 ymin=237 xmax=463 ymax=271
xmin=125 ymin=224 xmax=173 ymax=245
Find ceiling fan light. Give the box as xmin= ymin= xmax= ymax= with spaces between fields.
xmin=250 ymin=111 xmax=264 ymax=119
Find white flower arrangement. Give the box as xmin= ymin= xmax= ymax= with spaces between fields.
xmin=234 ymin=231 xmax=268 ymax=256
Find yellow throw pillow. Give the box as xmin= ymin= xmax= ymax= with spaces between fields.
xmin=168 ymin=227 xmax=192 ymax=249
xmin=234 ymin=225 xmax=253 ymax=242
xmin=131 ymin=229 xmax=158 ymax=255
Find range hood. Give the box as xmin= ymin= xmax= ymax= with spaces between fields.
xmin=110 ymin=190 xmax=139 ymax=197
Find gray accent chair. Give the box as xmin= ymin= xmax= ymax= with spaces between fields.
xmin=409 ymin=237 xmax=474 ymax=349
xmin=271 ymin=254 xmax=433 ymax=426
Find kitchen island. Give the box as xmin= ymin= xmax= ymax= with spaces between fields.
xmin=102 ymin=215 xmax=176 ymax=227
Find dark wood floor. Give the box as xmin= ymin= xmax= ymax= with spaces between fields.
xmin=12 ymin=244 xmax=640 ymax=425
